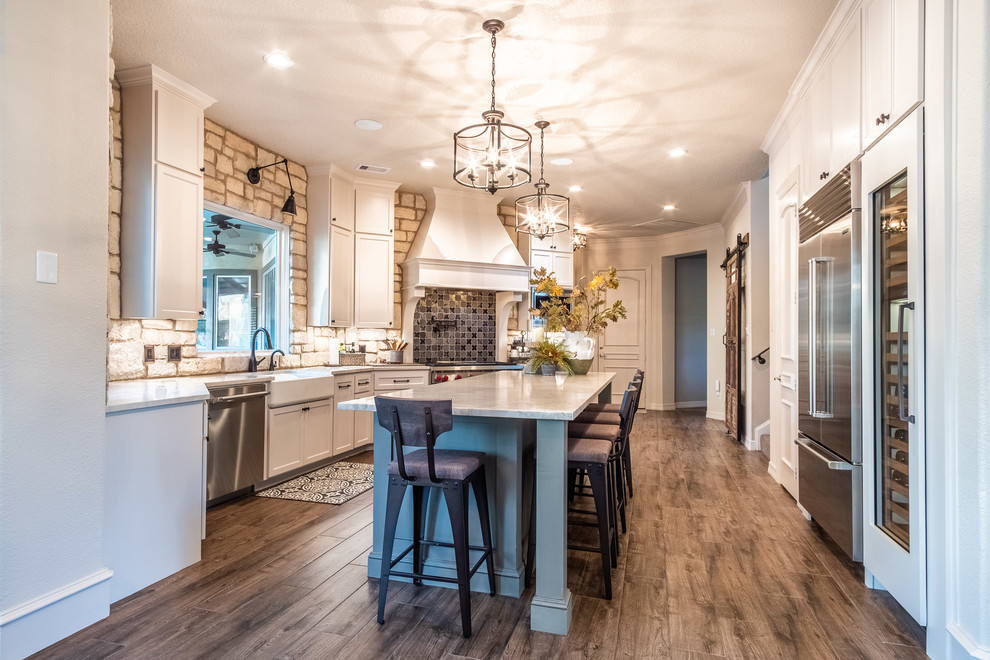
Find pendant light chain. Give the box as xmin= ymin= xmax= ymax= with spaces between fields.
xmin=490 ymin=30 xmax=498 ymax=112
xmin=539 ymin=125 xmax=546 ymax=184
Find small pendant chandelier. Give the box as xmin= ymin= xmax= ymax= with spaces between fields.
xmin=453 ymin=19 xmax=532 ymax=194
xmin=515 ymin=120 xmax=569 ymax=239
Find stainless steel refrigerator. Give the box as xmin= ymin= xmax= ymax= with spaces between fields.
xmin=797 ymin=163 xmax=863 ymax=562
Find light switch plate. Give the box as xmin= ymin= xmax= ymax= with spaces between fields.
xmin=35 ymin=251 xmax=58 ymax=284
xmin=167 ymin=345 xmax=181 ymax=362
xmin=143 ymin=345 xmax=155 ymax=363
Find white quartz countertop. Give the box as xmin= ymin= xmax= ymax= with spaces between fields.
xmin=337 ymin=370 xmax=616 ymax=421
xmin=106 ymin=363 xmax=429 ymax=414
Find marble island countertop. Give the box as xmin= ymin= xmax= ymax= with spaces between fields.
xmin=338 ymin=370 xmax=615 ymax=421
xmin=106 ymin=363 xmax=429 ymax=414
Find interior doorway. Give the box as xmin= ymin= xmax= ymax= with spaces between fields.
xmin=674 ymin=254 xmax=707 ymax=408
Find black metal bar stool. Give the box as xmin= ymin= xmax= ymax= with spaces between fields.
xmin=375 ymin=397 xmax=496 ymax=639
xmin=576 ymin=370 xmax=645 ymax=499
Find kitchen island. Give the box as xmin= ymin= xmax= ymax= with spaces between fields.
xmin=337 ymin=369 xmax=615 ymax=635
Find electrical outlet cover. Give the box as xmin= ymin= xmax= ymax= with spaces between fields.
xmin=167 ymin=345 xmax=182 ymax=362
xmin=143 ymin=345 xmax=155 ymax=363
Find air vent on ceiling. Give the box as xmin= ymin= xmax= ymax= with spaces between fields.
xmin=355 ymin=164 xmax=390 ymax=174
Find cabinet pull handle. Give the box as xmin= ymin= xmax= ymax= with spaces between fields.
xmin=302 ymin=406 xmax=310 ymax=412
xmin=339 ymin=383 xmax=351 ymax=389
xmin=393 ymin=379 xmax=410 ymax=383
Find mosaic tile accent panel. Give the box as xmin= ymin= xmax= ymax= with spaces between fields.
xmin=413 ymin=288 xmax=496 ymax=363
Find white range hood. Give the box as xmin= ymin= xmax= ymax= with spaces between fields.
xmin=401 ymin=187 xmax=531 ymax=361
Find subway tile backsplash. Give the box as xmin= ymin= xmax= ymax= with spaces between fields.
xmin=413 ymin=288 xmax=496 ymax=364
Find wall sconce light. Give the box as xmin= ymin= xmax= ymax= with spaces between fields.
xmin=573 ymin=230 xmax=588 ymax=250
xmin=246 ymin=158 xmax=297 ymax=216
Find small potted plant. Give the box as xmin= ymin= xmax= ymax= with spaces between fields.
xmin=529 ymin=337 xmax=575 ymax=376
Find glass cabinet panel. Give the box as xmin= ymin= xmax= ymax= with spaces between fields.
xmin=875 ymin=170 xmax=910 ymax=549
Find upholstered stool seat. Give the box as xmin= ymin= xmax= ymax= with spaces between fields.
xmin=387 ymin=449 xmax=486 ymax=481
xmin=575 ymin=410 xmax=622 ymax=425
xmin=583 ymin=402 xmax=621 ymax=414
xmin=568 ymin=422 xmax=620 ymax=442
xmin=567 ymin=436 xmax=613 ymax=463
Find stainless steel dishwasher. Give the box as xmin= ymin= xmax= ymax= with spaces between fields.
xmin=206 ymin=381 xmax=269 ymax=506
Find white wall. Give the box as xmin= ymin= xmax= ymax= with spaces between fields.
xmin=582 ymin=224 xmax=726 ymax=416
xmin=673 ymin=255 xmax=707 ymax=406
xmin=0 ymin=2 xmax=111 ymax=657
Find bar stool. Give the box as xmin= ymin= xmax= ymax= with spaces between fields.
xmin=577 ymin=370 xmax=645 ymax=499
xmin=564 ymin=386 xmax=637 ymax=599
xmin=570 ymin=385 xmax=638 ymax=535
xmin=375 ymin=397 xmax=496 ymax=639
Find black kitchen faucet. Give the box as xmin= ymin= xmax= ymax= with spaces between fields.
xmin=247 ymin=328 xmax=273 ymax=372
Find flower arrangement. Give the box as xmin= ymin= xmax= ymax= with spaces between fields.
xmin=529 ymin=266 xmax=627 ymax=334
xmin=528 ymin=337 xmax=575 ymax=375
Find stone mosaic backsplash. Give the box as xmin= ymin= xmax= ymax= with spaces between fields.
xmin=413 ymin=288 xmax=496 ymax=364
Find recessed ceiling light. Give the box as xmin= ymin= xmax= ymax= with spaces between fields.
xmin=663 ymin=204 xmax=677 ymax=210
xmin=420 ymin=159 xmax=436 ymax=168
xmin=263 ymin=50 xmax=294 ymax=69
xmin=354 ymin=119 xmax=383 ymax=131
xmin=550 ymin=157 xmax=573 ymax=166
xmin=569 ymin=185 xmax=582 ymax=192
xmin=668 ymin=147 xmax=687 ymax=158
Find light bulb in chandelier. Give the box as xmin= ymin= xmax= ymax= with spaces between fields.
xmin=515 ymin=120 xmax=570 ymax=239
xmin=453 ymin=20 xmax=532 ymax=194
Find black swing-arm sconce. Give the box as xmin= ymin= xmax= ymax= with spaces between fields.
xmin=246 ymin=158 xmax=297 ymax=216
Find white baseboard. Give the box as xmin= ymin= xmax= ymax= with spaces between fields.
xmin=947 ymin=622 xmax=990 ymax=659
xmin=650 ymin=402 xmax=677 ymax=411
xmin=675 ymin=400 xmax=706 ymax=408
xmin=767 ymin=461 xmax=779 ymax=480
xmin=0 ymin=569 xmax=111 ymax=660
xmin=706 ymin=410 xmax=725 ymax=421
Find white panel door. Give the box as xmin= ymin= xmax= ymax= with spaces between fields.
xmin=599 ymin=268 xmax=648 ymax=404
xmin=302 ymin=400 xmax=333 ymax=463
xmin=267 ymin=406 xmax=304 ymax=477
xmin=862 ymin=0 xmax=893 ymax=146
xmin=829 ymin=16 xmax=862 ymax=173
xmin=330 ymin=174 xmax=355 ymax=231
xmin=354 ymin=187 xmax=393 ymax=235
xmin=154 ymin=163 xmax=203 ymax=320
xmin=770 ymin=170 xmax=800 ymax=497
xmin=861 ymin=110 xmax=926 ymax=625
xmin=329 ymin=226 xmax=354 ymax=327
xmin=354 ymin=233 xmax=394 ymax=328
xmin=530 ymin=249 xmax=553 ymax=276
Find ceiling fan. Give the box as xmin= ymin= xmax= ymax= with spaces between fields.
xmin=206 ymin=213 xmax=241 ymax=238
xmin=203 ymin=230 xmax=254 ymax=258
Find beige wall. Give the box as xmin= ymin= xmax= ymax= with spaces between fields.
xmin=581 ymin=224 xmax=727 ymax=415
xmin=106 ymin=83 xmax=426 ymax=380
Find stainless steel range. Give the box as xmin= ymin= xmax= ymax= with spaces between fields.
xmin=429 ymin=362 xmax=523 ymax=384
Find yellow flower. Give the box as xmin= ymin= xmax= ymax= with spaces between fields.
xmin=588 ymin=274 xmax=604 ymax=290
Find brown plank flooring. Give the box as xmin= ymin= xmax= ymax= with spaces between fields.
xmin=32 ymin=411 xmax=927 ymax=659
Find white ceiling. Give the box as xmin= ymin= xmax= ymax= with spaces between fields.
xmin=111 ymin=0 xmax=836 ymax=236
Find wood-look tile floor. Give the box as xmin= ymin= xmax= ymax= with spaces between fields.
xmin=32 ymin=411 xmax=927 ymax=659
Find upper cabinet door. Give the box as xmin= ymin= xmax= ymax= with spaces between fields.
xmin=354 ymin=233 xmax=394 ymax=328
xmin=330 ymin=174 xmax=355 ymax=231
xmin=354 ymin=187 xmax=393 ymax=235
xmin=552 ymin=252 xmax=574 ymax=287
xmin=829 ymin=17 xmax=862 ymax=173
xmin=154 ymin=164 xmax=203 ymax=320
xmin=154 ymin=89 xmax=203 ymax=176
xmin=801 ymin=67 xmax=833 ymax=203
xmin=329 ymin=225 xmax=354 ymax=327
xmin=863 ymin=0 xmax=922 ymax=147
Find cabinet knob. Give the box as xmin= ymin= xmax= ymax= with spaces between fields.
xmin=331 ymin=217 xmax=336 ymax=223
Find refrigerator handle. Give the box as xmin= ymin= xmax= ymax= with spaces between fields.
xmin=796 ymin=435 xmax=853 ymax=470
xmin=897 ymin=301 xmax=916 ymax=423
xmin=809 ymin=257 xmax=835 ymax=419
xmin=808 ymin=257 xmax=817 ymax=417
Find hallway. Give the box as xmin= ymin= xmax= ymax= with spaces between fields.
xmin=32 ymin=411 xmax=926 ymax=659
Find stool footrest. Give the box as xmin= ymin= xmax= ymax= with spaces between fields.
xmin=388 ymin=542 xmax=494 ymax=580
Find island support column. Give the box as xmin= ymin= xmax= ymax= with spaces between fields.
xmin=530 ymin=419 xmax=573 ymax=634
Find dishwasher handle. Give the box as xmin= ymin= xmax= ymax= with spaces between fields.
xmin=210 ymin=390 xmax=269 ymax=405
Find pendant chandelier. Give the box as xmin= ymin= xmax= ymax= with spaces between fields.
xmin=453 ymin=19 xmax=532 ymax=194
xmin=515 ymin=120 xmax=569 ymax=239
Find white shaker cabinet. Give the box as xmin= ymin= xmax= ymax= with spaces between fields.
xmin=117 ymin=65 xmax=215 ymax=320
xmin=308 ymin=166 xmax=356 ymax=327
xmin=267 ymin=398 xmax=333 ymax=478
xmin=862 ymin=0 xmax=923 ymax=147
xmin=354 ymin=374 xmax=374 ymax=448
xmin=354 ymin=183 xmax=395 ymax=235
xmin=531 ymin=249 xmax=574 ymax=287
xmin=354 ymin=233 xmax=395 ymax=328
xmin=333 ymin=374 xmax=356 ymax=454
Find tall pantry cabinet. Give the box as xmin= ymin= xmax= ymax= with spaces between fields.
xmin=117 ymin=65 xmax=215 ymax=320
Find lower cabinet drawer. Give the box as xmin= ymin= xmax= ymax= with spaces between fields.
xmin=354 ymin=373 xmax=373 ymax=397
xmin=374 ymin=370 xmax=427 ymax=390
